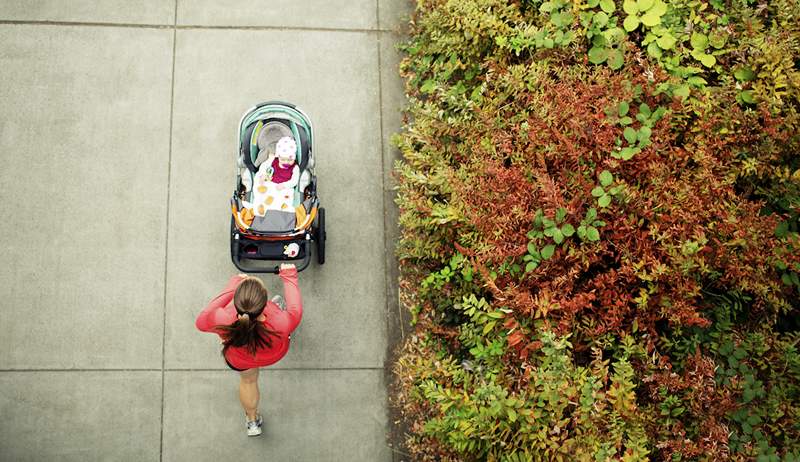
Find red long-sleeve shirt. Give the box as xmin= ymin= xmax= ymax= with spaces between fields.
xmin=195 ymin=267 xmax=302 ymax=369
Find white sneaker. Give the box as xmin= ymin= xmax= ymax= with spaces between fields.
xmin=246 ymin=414 xmax=262 ymax=437
xmin=271 ymin=295 xmax=286 ymax=311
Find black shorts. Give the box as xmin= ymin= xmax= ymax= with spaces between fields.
xmin=225 ymin=358 xmax=249 ymax=372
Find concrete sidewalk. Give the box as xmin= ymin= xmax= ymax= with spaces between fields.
xmin=0 ymin=1 xmax=411 ymax=460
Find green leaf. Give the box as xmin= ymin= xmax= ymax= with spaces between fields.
xmin=588 ymin=46 xmax=608 ymax=64
xmin=599 ymin=170 xmax=614 ymax=186
xmin=508 ymin=408 xmax=517 ymax=422
xmin=620 ymin=146 xmax=639 ymax=160
xmin=699 ymin=53 xmax=716 ymax=68
xmin=622 ymin=0 xmax=639 ymax=14
xmin=553 ymin=228 xmax=564 ymax=244
xmin=637 ymin=0 xmax=654 ymax=10
xmin=623 ymin=14 xmax=640 ymax=31
xmin=420 ymin=79 xmax=436 ymax=94
xmin=782 ymin=273 xmax=793 ymax=285
xmin=649 ymin=0 xmax=667 ymax=15
xmin=734 ymin=66 xmax=756 ymax=82
xmin=775 ymin=221 xmax=789 ymax=238
xmin=599 ymin=0 xmax=616 ymax=13
xmin=528 ymin=242 xmax=538 ymax=254
xmin=562 ymin=223 xmax=575 ymax=236
xmin=588 ymin=0 xmax=600 ymax=6
xmin=638 ymin=125 xmax=652 ymax=140
xmin=655 ymin=32 xmax=676 ymax=49
xmin=556 ymin=207 xmax=567 ymax=223
xmin=607 ymin=48 xmax=624 ymax=70
xmin=647 ymin=41 xmax=662 ymax=58
xmin=709 ymin=32 xmax=727 ymax=49
xmin=690 ymin=32 xmax=709 ymax=50
xmin=598 ymin=194 xmax=612 ymax=207
xmin=687 ymin=75 xmax=708 ymax=87
xmin=639 ymin=103 xmax=652 ymax=117
xmin=592 ymin=186 xmax=606 ymax=197
xmin=674 ymin=84 xmax=690 ymax=99
xmin=483 ymin=320 xmax=497 ymax=334
xmin=740 ymin=90 xmax=755 ymax=104
xmin=587 ymin=226 xmax=601 ymax=241
xmin=640 ymin=11 xmax=661 ymax=26
xmin=791 ymin=272 xmax=800 ymax=286
xmin=525 ymin=261 xmax=539 ymax=272
xmin=541 ymin=244 xmax=556 ymax=259
xmin=623 ymin=126 xmax=637 ymax=144
xmin=619 ymin=116 xmax=633 ymax=125
xmin=593 ymin=11 xmax=609 ymax=27
xmin=618 ymin=101 xmax=630 ymax=116
xmin=577 ymin=225 xmax=587 ymax=239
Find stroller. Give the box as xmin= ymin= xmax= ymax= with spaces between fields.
xmin=230 ymin=101 xmax=325 ymax=273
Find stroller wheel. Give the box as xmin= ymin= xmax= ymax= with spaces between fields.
xmin=316 ymin=207 xmax=325 ymax=265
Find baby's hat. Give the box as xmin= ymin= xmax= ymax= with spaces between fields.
xmin=276 ymin=136 xmax=297 ymax=161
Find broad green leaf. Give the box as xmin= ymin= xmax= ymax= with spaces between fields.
xmin=553 ymin=228 xmax=564 ymax=244
xmin=608 ymin=49 xmax=624 ymax=70
xmin=588 ymin=46 xmax=608 ymax=64
xmin=587 ymin=208 xmax=597 ymax=220
xmin=508 ymin=408 xmax=517 ymax=422
xmin=638 ymin=125 xmax=652 ymax=140
xmin=541 ymin=244 xmax=556 ymax=259
xmin=593 ymin=11 xmax=609 ymax=27
xmin=792 ymin=272 xmax=800 ymax=286
xmin=483 ymin=320 xmax=497 ymax=334
xmin=687 ymin=76 xmax=707 ymax=87
xmin=637 ymin=0 xmax=654 ymax=10
xmin=709 ymin=32 xmax=727 ymax=49
xmin=577 ymin=225 xmax=587 ymax=239
xmin=600 ymin=0 xmax=616 ymax=13
xmin=420 ymin=79 xmax=436 ymax=94
xmin=775 ymin=221 xmax=789 ymax=238
xmin=540 ymin=1 xmax=555 ymax=12
xmin=618 ymin=101 xmax=630 ymax=116
xmin=598 ymin=194 xmax=612 ymax=207
xmin=599 ymin=170 xmax=614 ymax=186
xmin=620 ymin=146 xmax=639 ymax=160
xmin=622 ymin=0 xmax=639 ymax=14
xmin=734 ymin=66 xmax=756 ymax=82
xmin=592 ymin=186 xmax=606 ymax=197
xmin=649 ymin=0 xmax=667 ymax=16
xmin=588 ymin=0 xmax=600 ymax=6
xmin=544 ymin=227 xmax=556 ymax=237
xmin=619 ymin=116 xmax=633 ymax=125
xmin=640 ymin=11 xmax=661 ymax=26
xmin=690 ymin=32 xmax=709 ymax=50
xmin=699 ymin=53 xmax=716 ymax=67
xmin=526 ymin=261 xmax=539 ymax=272
xmin=623 ymin=126 xmax=637 ymax=143
xmin=562 ymin=223 xmax=575 ymax=236
xmin=740 ymin=90 xmax=755 ymax=104
xmin=604 ymin=27 xmax=627 ymax=44
xmin=639 ymin=102 xmax=652 ymax=116
xmin=623 ymin=14 xmax=640 ymax=31
xmin=673 ymin=84 xmax=690 ymax=98
xmin=556 ymin=207 xmax=567 ymax=222
xmin=782 ymin=273 xmax=793 ymax=285
xmin=528 ymin=242 xmax=538 ymax=254
xmin=587 ymin=226 xmax=601 ymax=241
xmin=655 ymin=32 xmax=676 ymax=49
xmin=647 ymin=41 xmax=662 ymax=58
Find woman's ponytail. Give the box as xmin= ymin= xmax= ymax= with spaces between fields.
xmin=215 ymin=278 xmax=276 ymax=356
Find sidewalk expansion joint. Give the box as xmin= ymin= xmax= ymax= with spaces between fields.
xmin=0 ymin=20 xmax=393 ymax=33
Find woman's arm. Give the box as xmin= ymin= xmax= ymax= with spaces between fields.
xmin=278 ymin=265 xmax=303 ymax=332
xmin=195 ymin=275 xmax=244 ymax=332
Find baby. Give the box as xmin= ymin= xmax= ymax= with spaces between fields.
xmin=247 ymin=136 xmax=300 ymax=217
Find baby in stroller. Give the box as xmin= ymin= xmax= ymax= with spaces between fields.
xmin=245 ymin=136 xmax=300 ymax=217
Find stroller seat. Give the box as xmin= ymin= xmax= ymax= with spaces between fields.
xmin=234 ymin=108 xmax=316 ymax=234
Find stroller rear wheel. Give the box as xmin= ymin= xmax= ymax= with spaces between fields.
xmin=315 ymin=207 xmax=326 ymax=265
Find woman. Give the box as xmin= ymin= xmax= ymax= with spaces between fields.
xmin=195 ymin=263 xmax=302 ymax=436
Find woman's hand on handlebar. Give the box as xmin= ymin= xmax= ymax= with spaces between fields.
xmin=279 ymin=263 xmax=295 ymax=271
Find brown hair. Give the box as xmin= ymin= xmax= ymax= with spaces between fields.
xmin=215 ymin=278 xmax=276 ymax=356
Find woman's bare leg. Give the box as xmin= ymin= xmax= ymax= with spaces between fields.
xmin=239 ymin=368 xmax=260 ymax=420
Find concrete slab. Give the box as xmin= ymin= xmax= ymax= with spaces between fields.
xmin=0 ymin=0 xmax=175 ymax=25
xmin=0 ymin=25 xmax=173 ymax=369
xmin=162 ymin=369 xmax=391 ymax=461
xmin=164 ymin=29 xmax=387 ymax=370
xmin=0 ymin=371 xmax=162 ymax=461
xmin=177 ymin=0 xmax=376 ymax=30
xmin=379 ymin=0 xmax=414 ymax=33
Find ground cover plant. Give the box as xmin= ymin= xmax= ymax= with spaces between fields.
xmin=392 ymin=0 xmax=800 ymax=460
